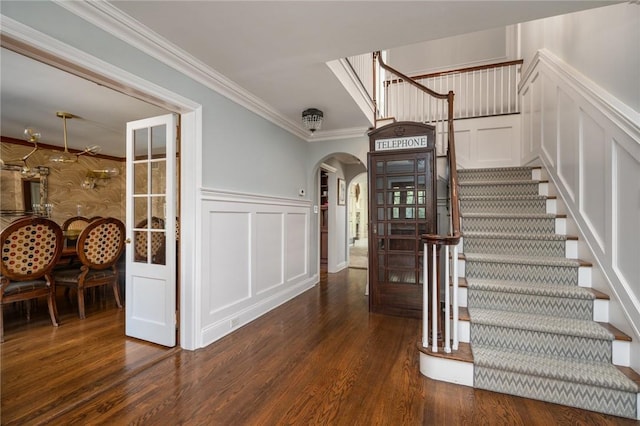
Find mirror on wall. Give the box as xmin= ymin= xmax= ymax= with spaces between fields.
xmin=0 ymin=165 xmax=49 ymax=216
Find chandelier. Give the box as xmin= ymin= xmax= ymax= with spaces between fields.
xmin=302 ymin=108 xmax=324 ymax=134
xmin=49 ymin=112 xmax=101 ymax=163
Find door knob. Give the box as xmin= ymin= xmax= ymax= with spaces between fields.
xmin=125 ymin=238 xmax=132 ymax=244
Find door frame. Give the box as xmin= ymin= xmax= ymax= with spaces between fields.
xmin=2 ymin=18 xmax=202 ymax=349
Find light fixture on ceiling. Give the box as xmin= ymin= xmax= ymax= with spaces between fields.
xmin=49 ymin=112 xmax=102 ymax=163
xmin=302 ymin=108 xmax=324 ymax=134
xmin=49 ymin=112 xmax=77 ymax=163
xmin=1 ymin=127 xmax=42 ymax=177
xmin=81 ymin=167 xmax=119 ymax=189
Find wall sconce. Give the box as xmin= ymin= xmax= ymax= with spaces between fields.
xmin=81 ymin=167 xmax=119 ymax=189
xmin=302 ymin=108 xmax=324 ymax=134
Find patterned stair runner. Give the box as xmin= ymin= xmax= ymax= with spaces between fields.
xmin=458 ymin=166 xmax=639 ymax=419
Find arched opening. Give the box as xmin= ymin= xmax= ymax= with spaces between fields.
xmin=312 ymin=153 xmax=366 ymax=275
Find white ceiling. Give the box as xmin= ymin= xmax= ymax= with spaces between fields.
xmin=0 ymin=1 xmax=614 ymax=157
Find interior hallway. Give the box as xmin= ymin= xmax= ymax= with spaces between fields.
xmin=2 ymin=269 xmax=636 ymax=424
xmin=349 ymin=237 xmax=368 ymax=269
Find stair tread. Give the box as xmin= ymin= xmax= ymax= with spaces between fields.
xmin=462 ymin=231 xmax=571 ymax=241
xmin=465 ymin=278 xmax=595 ymax=299
xmin=458 ymin=166 xmax=540 ymax=173
xmin=460 ymin=277 xmax=610 ymax=300
xmin=472 ymin=344 xmax=639 ymax=392
xmin=459 ymin=180 xmax=546 ymax=186
xmin=462 ymin=212 xmax=561 ymax=219
xmin=598 ymin=322 xmax=633 ymax=342
xmin=467 ymin=307 xmax=614 ymax=341
xmin=462 ymin=252 xmax=590 ymax=268
xmin=460 ymin=194 xmax=551 ymax=201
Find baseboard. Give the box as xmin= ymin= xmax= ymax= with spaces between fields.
xmin=200 ymin=275 xmax=317 ymax=347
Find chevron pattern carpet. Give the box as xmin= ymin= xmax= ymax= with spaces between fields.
xmin=459 ymin=166 xmax=639 ymax=419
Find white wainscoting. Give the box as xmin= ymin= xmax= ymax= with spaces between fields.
xmin=454 ymin=114 xmax=522 ymax=169
xmin=520 ymin=49 xmax=640 ymax=355
xmin=199 ymin=189 xmax=317 ymax=347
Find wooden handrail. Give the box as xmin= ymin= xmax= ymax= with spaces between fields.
xmin=446 ymin=91 xmax=461 ymax=239
xmin=404 ymin=59 xmax=523 ymax=82
xmin=375 ymin=52 xmax=448 ymax=100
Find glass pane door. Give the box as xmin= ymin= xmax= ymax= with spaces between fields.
xmin=368 ymin=150 xmax=436 ymax=316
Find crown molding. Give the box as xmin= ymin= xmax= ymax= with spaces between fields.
xmin=54 ymin=0 xmax=312 ymax=140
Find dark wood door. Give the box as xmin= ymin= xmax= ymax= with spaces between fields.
xmin=367 ymin=124 xmax=437 ymax=317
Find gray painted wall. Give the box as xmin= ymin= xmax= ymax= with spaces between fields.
xmin=520 ymin=2 xmax=640 ymax=113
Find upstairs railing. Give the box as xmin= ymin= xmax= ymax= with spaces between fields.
xmin=373 ymin=52 xmax=462 ymax=354
xmin=402 ymin=60 xmax=523 ymax=120
xmin=372 ymin=57 xmax=522 ymax=155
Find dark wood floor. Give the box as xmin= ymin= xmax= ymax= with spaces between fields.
xmin=2 ymin=268 xmax=638 ymax=425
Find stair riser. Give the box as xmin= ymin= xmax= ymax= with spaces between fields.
xmin=468 ymin=290 xmax=593 ymax=320
xmin=459 ymin=182 xmax=540 ymax=197
xmin=459 ymin=260 xmax=591 ymax=287
xmin=474 ymin=367 xmax=638 ymax=419
xmin=464 ymin=261 xmax=579 ymax=286
xmin=462 ymin=217 xmax=556 ymax=234
xmin=471 ymin=323 xmax=611 ymax=362
xmin=461 ymin=237 xmax=566 ymax=258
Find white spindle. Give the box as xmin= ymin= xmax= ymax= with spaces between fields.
xmin=423 ymin=243 xmax=429 ymax=347
xmin=485 ymin=69 xmax=489 ymax=116
xmin=515 ymin=64 xmax=520 ymax=113
xmin=452 ymin=244 xmax=459 ymax=350
xmin=492 ymin=68 xmax=497 ymax=115
xmin=444 ymin=245 xmax=451 ymax=353
xmin=508 ymin=65 xmax=512 ymax=114
xmin=472 ymin=71 xmax=476 ymax=117
xmin=500 ymin=67 xmax=504 ymax=115
xmin=431 ymin=244 xmax=438 ymax=352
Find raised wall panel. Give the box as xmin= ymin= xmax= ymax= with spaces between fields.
xmin=557 ymin=88 xmax=578 ymax=202
xmin=531 ymin=73 xmax=541 ymax=159
xmin=579 ymin=110 xmax=607 ymax=252
xmin=454 ymin=115 xmax=520 ymax=169
xmin=199 ymin=192 xmax=315 ymax=347
xmin=614 ymin=142 xmax=640 ymax=302
xmin=207 ymin=211 xmax=251 ymax=312
xmin=286 ymin=212 xmax=307 ymax=280
xmin=541 ymin=73 xmax=557 ymax=165
xmin=454 ymin=129 xmax=471 ymax=164
xmin=256 ymin=212 xmax=284 ymax=294
xmin=477 ymin=126 xmax=513 ymax=162
xmin=521 ymin=85 xmax=532 ymax=159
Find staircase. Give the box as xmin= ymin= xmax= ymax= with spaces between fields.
xmin=441 ymin=166 xmax=639 ymax=419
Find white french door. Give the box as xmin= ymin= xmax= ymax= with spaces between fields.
xmin=125 ymin=114 xmax=177 ymax=347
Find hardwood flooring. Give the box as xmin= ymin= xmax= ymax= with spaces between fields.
xmin=2 ymin=269 xmax=638 ymax=425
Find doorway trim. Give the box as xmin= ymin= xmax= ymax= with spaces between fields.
xmin=1 ymin=16 xmax=202 ymax=350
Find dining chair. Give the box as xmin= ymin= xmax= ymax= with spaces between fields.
xmin=62 ymin=216 xmax=91 ymax=248
xmin=0 ymin=217 xmax=64 ymax=342
xmin=53 ymin=217 xmax=125 ymax=319
xmin=134 ymin=217 xmax=166 ymax=265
